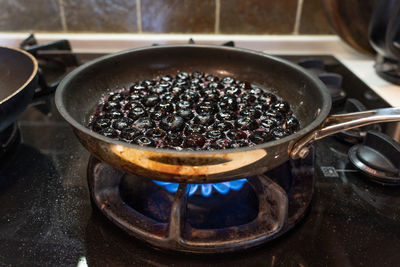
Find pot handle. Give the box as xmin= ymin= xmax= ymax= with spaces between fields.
xmin=290 ymin=107 xmax=400 ymax=159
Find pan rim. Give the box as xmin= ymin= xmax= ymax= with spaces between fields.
xmin=0 ymin=46 xmax=38 ymax=104
xmin=55 ymin=44 xmax=331 ymax=155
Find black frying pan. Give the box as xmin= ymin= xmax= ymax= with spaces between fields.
xmin=0 ymin=47 xmax=38 ymax=132
xmin=55 ymin=45 xmax=400 ymax=183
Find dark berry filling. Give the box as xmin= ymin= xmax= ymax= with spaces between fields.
xmin=88 ymin=71 xmax=299 ymax=150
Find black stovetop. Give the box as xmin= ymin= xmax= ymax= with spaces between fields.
xmin=0 ymin=54 xmax=399 ymax=266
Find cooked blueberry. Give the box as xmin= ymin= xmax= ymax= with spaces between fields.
xmin=235 ymin=117 xmax=259 ymax=130
xmin=206 ymin=75 xmax=219 ymax=82
xmin=151 ymin=85 xmax=165 ymax=95
xmin=249 ymin=130 xmax=273 ymax=144
xmin=165 ymin=133 xmax=183 ymax=146
xmin=127 ymin=93 xmax=142 ymax=102
xmin=100 ymin=127 xmax=118 ymax=138
xmin=238 ymin=81 xmax=251 ymax=90
xmin=112 ymin=118 xmax=133 ymax=130
xmin=191 ymin=71 xmax=204 ymax=79
xmin=185 ymin=124 xmax=206 ymax=135
xmin=208 ymin=82 xmax=224 ymax=90
xmin=120 ymin=127 xmax=141 ymax=141
xmin=180 ymin=90 xmax=200 ymax=102
xmin=149 ymin=110 xmax=165 ymax=121
xmin=142 ymin=94 xmax=159 ymax=107
xmin=160 ymin=92 xmax=179 ymax=102
xmin=265 ymin=109 xmax=283 ymax=120
xmin=171 ymin=86 xmax=184 ymax=95
xmin=103 ymin=101 xmax=121 ymax=111
xmin=226 ymin=140 xmax=247 ymax=148
xmin=141 ymin=79 xmax=155 ymax=88
xmin=272 ymin=126 xmax=290 ymax=139
xmin=159 ymin=80 xmax=172 ymax=90
xmin=160 ymin=115 xmax=184 ymax=131
xmin=124 ymin=101 xmax=143 ymax=110
xmin=184 ymin=134 xmax=205 ymax=148
xmin=205 ymin=141 xmax=225 ymax=150
xmin=219 ymin=96 xmax=238 ymax=111
xmin=177 ymin=100 xmax=191 ymax=109
xmin=108 ymin=93 xmax=124 ymax=102
xmin=239 ymin=108 xmax=262 ymax=119
xmin=174 ymin=79 xmax=188 ymax=88
xmin=190 ymin=78 xmax=201 ymax=85
xmin=193 ymin=114 xmax=213 ymax=126
xmin=241 ymin=93 xmax=257 ymax=104
xmin=156 ymin=102 xmax=174 ymax=112
xmin=128 ymin=107 xmax=147 ymax=120
xmin=225 ymin=86 xmax=240 ymax=95
xmin=130 ymin=84 xmax=146 ymax=94
xmin=249 ymin=87 xmax=262 ymax=95
xmin=261 ymin=118 xmax=278 ymax=128
xmin=196 ymin=101 xmax=217 ymax=114
xmin=213 ymin=121 xmax=233 ymax=131
xmin=260 ymin=93 xmax=277 ymax=106
xmin=134 ymin=135 xmax=155 ymax=146
xmin=216 ymin=111 xmax=237 ymax=121
xmin=177 ymin=109 xmax=194 ymax=121
xmin=226 ymin=130 xmax=247 ymax=140
xmin=284 ymin=116 xmax=300 ymax=132
xmin=206 ymin=130 xmax=224 ymax=140
xmin=104 ymin=110 xmax=123 ymax=119
xmin=176 ymin=72 xmax=189 ymax=80
xmin=161 ymin=75 xmax=173 ymax=82
xmin=222 ymin=76 xmax=235 ymax=85
xmin=146 ymin=128 xmax=166 ymax=138
xmin=274 ymin=101 xmax=291 ymax=113
xmin=133 ymin=117 xmax=154 ymax=129
xmin=92 ymin=117 xmax=111 ymax=132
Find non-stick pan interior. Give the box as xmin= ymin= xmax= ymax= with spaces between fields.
xmin=0 ymin=47 xmax=35 ymax=102
xmin=59 ymin=45 xmax=329 ymax=132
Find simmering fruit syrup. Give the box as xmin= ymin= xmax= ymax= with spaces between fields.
xmin=88 ymin=71 xmax=299 ymax=150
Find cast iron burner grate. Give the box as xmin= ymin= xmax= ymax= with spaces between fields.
xmin=87 ymin=149 xmax=314 ymax=253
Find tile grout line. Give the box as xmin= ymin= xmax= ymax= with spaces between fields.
xmin=58 ymin=0 xmax=68 ymax=32
xmin=214 ymin=0 xmax=220 ymax=34
xmin=293 ymin=0 xmax=304 ymax=35
xmin=136 ymin=0 xmax=142 ymax=33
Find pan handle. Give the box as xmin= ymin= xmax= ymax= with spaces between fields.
xmin=290 ymin=107 xmax=400 ymax=159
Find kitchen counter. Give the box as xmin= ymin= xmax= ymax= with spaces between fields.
xmin=1 ymin=33 xmax=399 ymax=107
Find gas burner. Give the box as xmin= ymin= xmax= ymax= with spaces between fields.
xmin=20 ymin=34 xmax=80 ymax=97
xmin=153 ymin=179 xmax=247 ymax=197
xmin=297 ymin=59 xmax=346 ymax=106
xmin=374 ymin=54 xmax=400 ymax=86
xmin=348 ymin=131 xmax=400 ymax=185
xmin=87 ymin=151 xmax=314 ymax=253
xmin=335 ymin=98 xmax=381 ymax=144
xmin=0 ymin=123 xmax=21 ymax=164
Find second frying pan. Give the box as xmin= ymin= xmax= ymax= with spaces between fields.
xmin=0 ymin=46 xmax=38 ymax=132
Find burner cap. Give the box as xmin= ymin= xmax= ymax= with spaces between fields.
xmin=335 ymin=98 xmax=381 ymax=144
xmin=298 ymin=58 xmax=325 ymax=75
xmin=318 ymin=72 xmax=346 ymax=106
xmin=348 ymin=131 xmax=400 ymax=185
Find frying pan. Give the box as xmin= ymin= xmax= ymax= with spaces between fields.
xmin=0 ymin=47 xmax=38 ymax=132
xmin=55 ymin=45 xmax=400 ymax=183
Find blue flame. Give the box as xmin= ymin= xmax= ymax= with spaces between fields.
xmin=153 ymin=179 xmax=247 ymax=197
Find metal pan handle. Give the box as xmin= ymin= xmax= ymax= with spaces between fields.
xmin=290 ymin=107 xmax=400 ymax=159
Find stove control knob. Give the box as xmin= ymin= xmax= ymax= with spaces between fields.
xmin=348 ymin=131 xmax=400 ymax=185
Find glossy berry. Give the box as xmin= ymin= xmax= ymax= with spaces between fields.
xmin=165 ymin=133 xmax=183 ymax=146
xmin=235 ymin=117 xmax=259 ymax=130
xmin=134 ymin=135 xmax=155 ymax=146
xmin=92 ymin=117 xmax=111 ymax=132
xmin=100 ymin=127 xmax=118 ymax=138
xmin=104 ymin=110 xmax=123 ymax=119
xmin=120 ymin=127 xmax=141 ymax=142
xmin=133 ymin=117 xmax=154 ymax=129
xmin=160 ymin=115 xmax=184 ymax=131
xmin=112 ymin=118 xmax=133 ymax=130
xmin=103 ymin=101 xmax=121 ymax=111
xmin=184 ymin=134 xmax=205 ymax=148
xmin=146 ymin=128 xmax=166 ymax=138
xmin=128 ymin=107 xmax=146 ymax=120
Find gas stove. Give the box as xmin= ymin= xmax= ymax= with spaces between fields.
xmin=0 ymin=39 xmax=400 ymax=266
